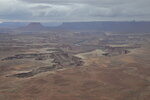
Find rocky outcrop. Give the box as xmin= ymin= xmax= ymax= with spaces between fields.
xmin=1 ymin=53 xmax=52 ymax=61
xmin=5 ymin=50 xmax=83 ymax=78
xmin=13 ymin=66 xmax=57 ymax=78
xmin=102 ymin=47 xmax=130 ymax=56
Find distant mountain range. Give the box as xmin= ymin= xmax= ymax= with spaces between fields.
xmin=0 ymin=22 xmax=28 ymax=28
xmin=58 ymin=21 xmax=150 ymax=32
xmin=0 ymin=21 xmax=150 ymax=33
xmin=17 ymin=22 xmax=48 ymax=31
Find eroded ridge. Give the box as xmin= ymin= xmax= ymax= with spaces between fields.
xmin=4 ymin=50 xmax=83 ymax=78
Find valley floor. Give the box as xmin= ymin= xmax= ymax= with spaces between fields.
xmin=0 ymin=32 xmax=150 ymax=100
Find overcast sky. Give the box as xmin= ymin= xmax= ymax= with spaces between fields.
xmin=0 ymin=0 xmax=150 ymax=22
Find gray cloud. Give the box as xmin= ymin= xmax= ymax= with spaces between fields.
xmin=0 ymin=0 xmax=150 ymax=22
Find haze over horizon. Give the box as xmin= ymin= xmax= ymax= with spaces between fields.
xmin=0 ymin=0 xmax=150 ymax=22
